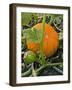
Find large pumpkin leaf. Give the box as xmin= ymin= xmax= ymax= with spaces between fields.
xmin=22 ymin=28 xmax=43 ymax=43
xmin=21 ymin=13 xmax=32 ymax=26
xmin=21 ymin=13 xmax=38 ymax=26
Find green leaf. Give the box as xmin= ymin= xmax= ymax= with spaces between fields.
xmin=21 ymin=13 xmax=38 ymax=26
xmin=21 ymin=13 xmax=32 ymax=26
xmin=22 ymin=28 xmax=43 ymax=43
xmin=48 ymin=14 xmax=56 ymax=24
xmin=21 ymin=36 xmax=27 ymax=51
xmin=38 ymin=53 xmax=47 ymax=65
xmin=58 ymin=31 xmax=63 ymax=40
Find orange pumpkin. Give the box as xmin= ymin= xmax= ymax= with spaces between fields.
xmin=27 ymin=23 xmax=59 ymax=57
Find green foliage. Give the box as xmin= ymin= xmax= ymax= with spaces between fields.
xmin=38 ymin=53 xmax=47 ymax=65
xmin=21 ymin=13 xmax=32 ymax=26
xmin=58 ymin=31 xmax=63 ymax=48
xmin=58 ymin=31 xmax=63 ymax=40
xmin=21 ymin=37 xmax=26 ymax=51
xmin=21 ymin=13 xmax=63 ymax=76
xmin=22 ymin=28 xmax=43 ymax=43
xmin=24 ymin=51 xmax=37 ymax=64
xmin=21 ymin=13 xmax=38 ymax=26
xmin=53 ymin=15 xmax=63 ymax=30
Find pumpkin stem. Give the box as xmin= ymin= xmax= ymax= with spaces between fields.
xmin=40 ymin=15 xmax=45 ymax=48
xmin=32 ymin=63 xmax=37 ymax=76
xmin=39 ymin=15 xmax=47 ymax=65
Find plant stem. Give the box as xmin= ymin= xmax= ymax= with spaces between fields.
xmin=36 ymin=62 xmax=62 ymax=73
xmin=39 ymin=15 xmax=47 ymax=65
xmin=21 ymin=67 xmax=32 ymax=77
xmin=48 ymin=62 xmax=63 ymax=74
xmin=32 ymin=63 xmax=37 ymax=77
xmin=53 ymin=66 xmax=63 ymax=74
xmin=30 ymin=62 xmax=63 ymax=76
xmin=40 ymin=15 xmax=45 ymax=50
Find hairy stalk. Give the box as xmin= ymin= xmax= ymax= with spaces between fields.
xmin=32 ymin=63 xmax=37 ymax=77
xmin=30 ymin=62 xmax=63 ymax=76
xmin=39 ymin=15 xmax=47 ymax=65
xmin=36 ymin=62 xmax=63 ymax=73
xmin=21 ymin=67 xmax=32 ymax=77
